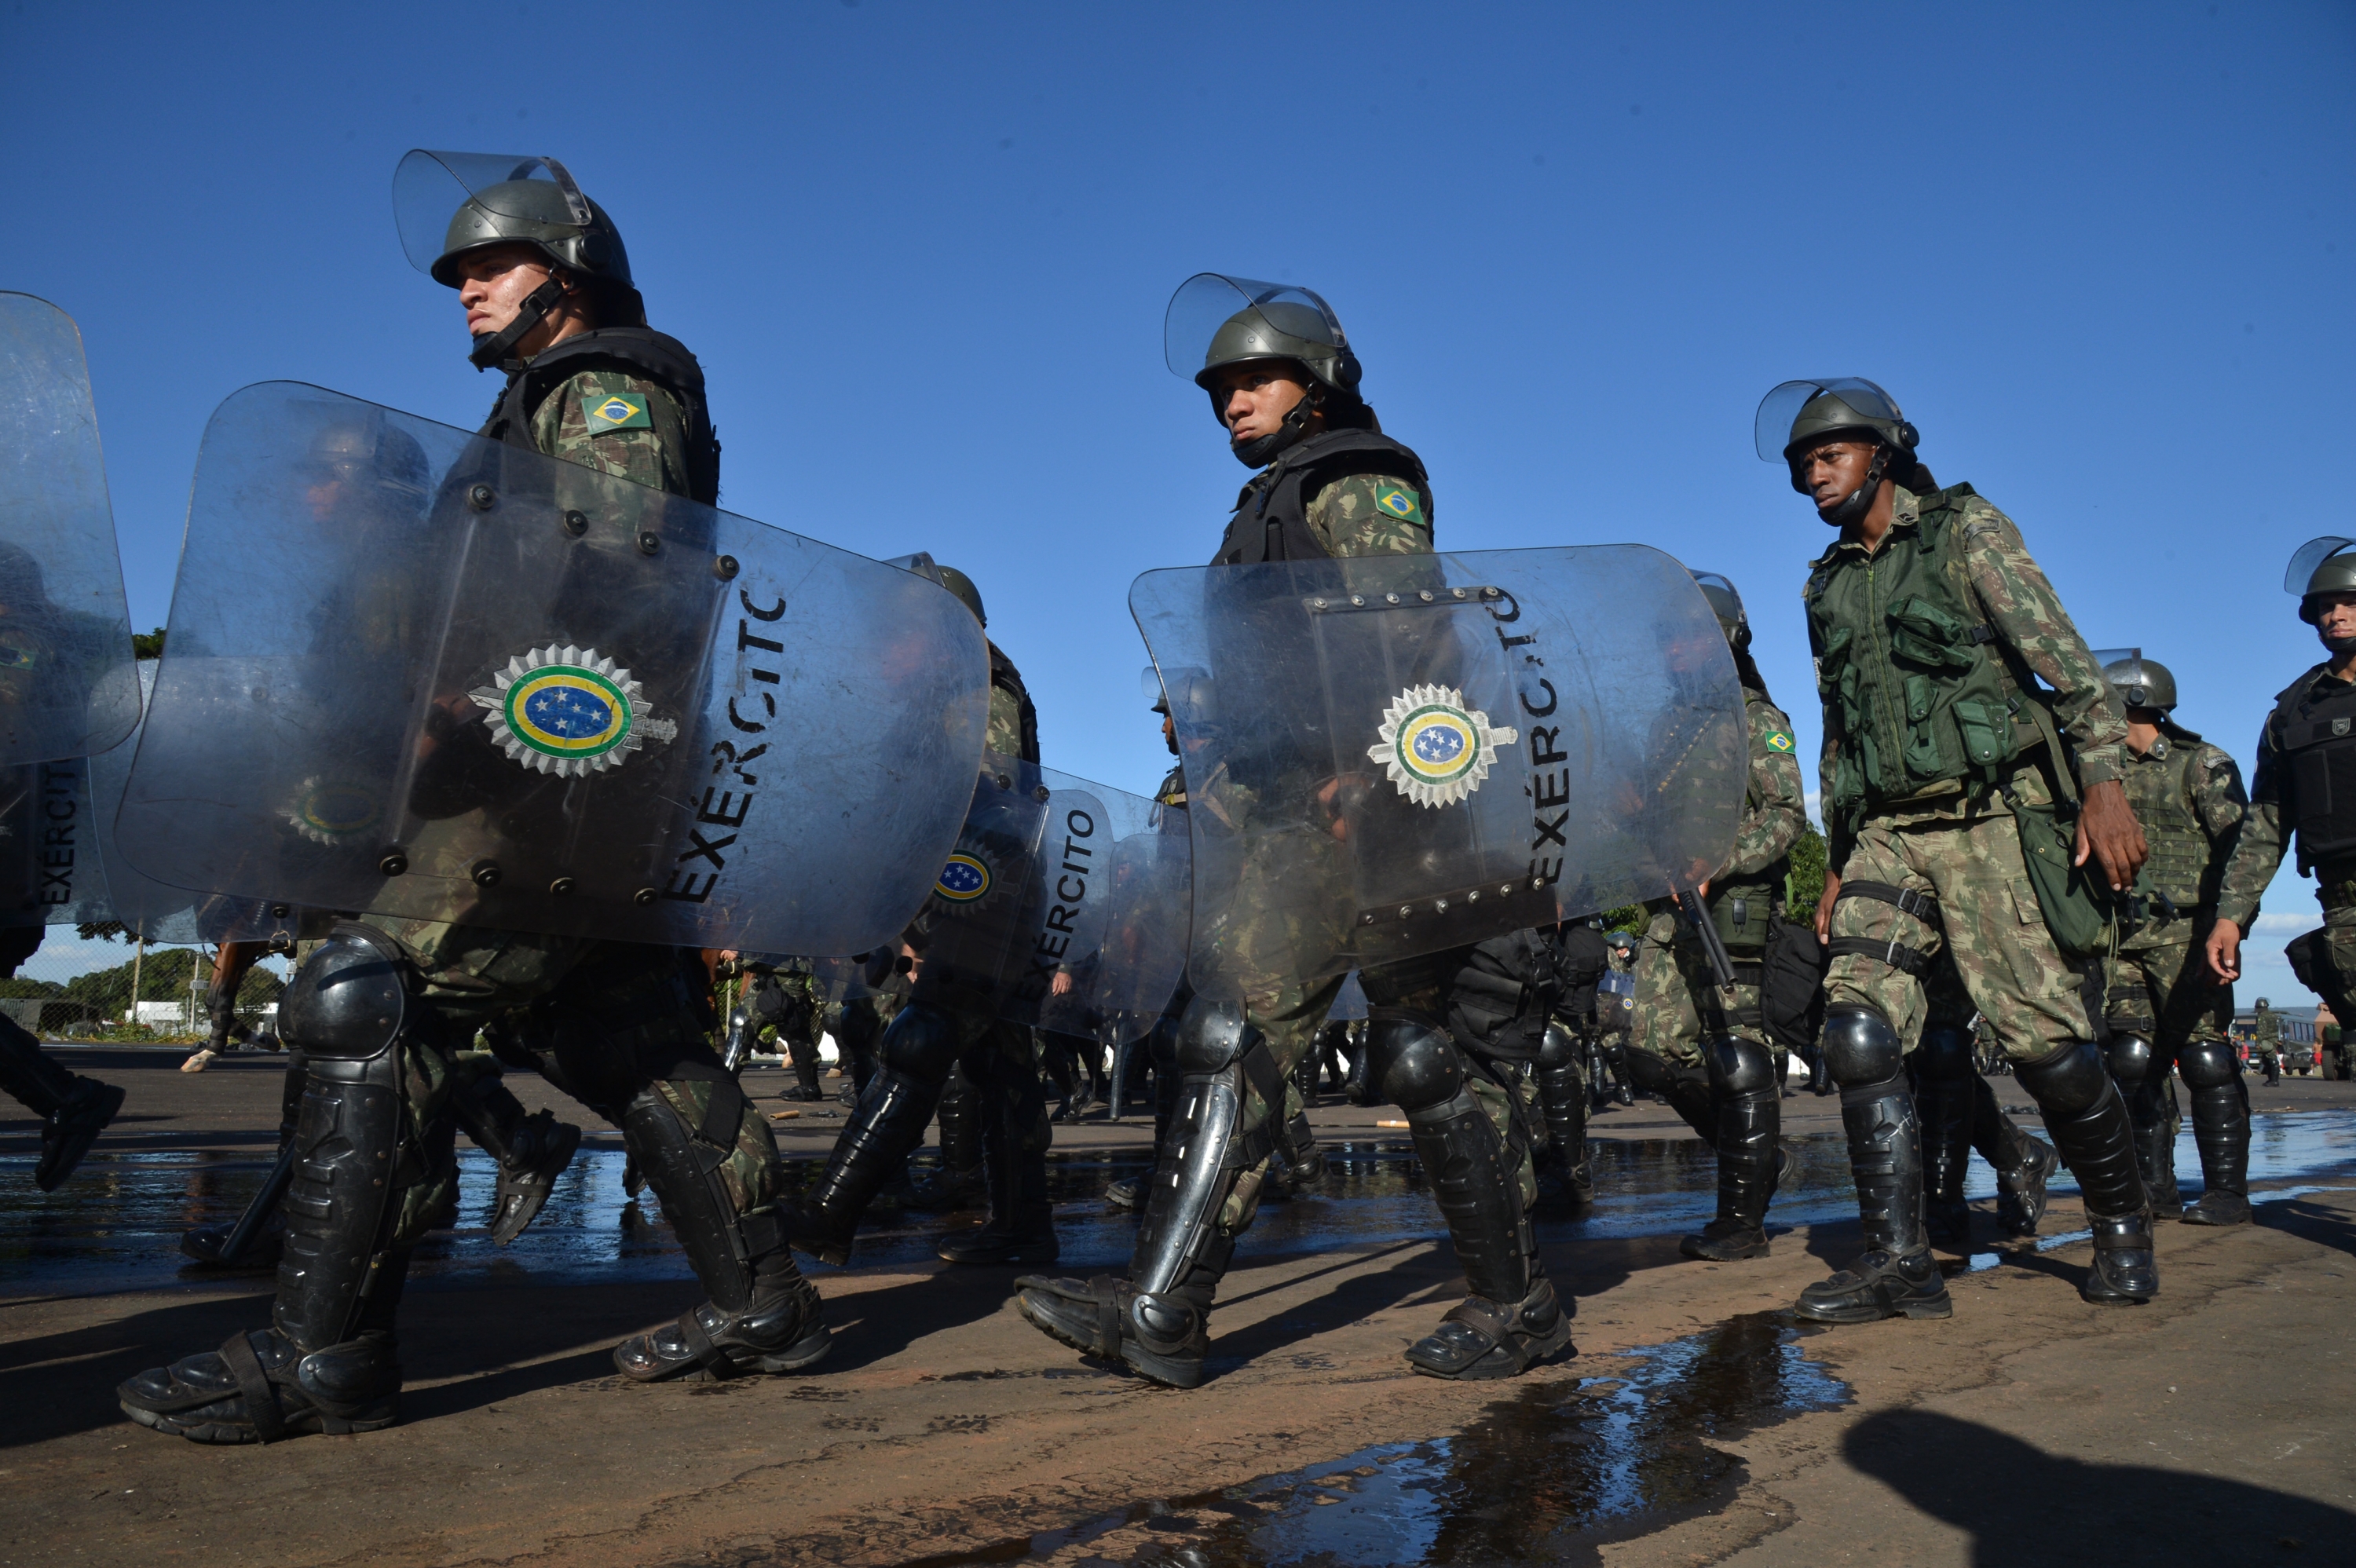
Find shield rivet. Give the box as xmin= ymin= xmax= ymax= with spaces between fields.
xmin=468 ymin=484 xmax=496 ymax=511
xmin=561 ymin=509 xmax=588 ymax=536
xmin=633 ymin=886 xmax=658 ymax=906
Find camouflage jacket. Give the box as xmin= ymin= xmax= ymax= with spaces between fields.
xmin=1304 ymin=471 xmax=1432 ymax=557
xmin=1808 ymin=484 xmax=2128 ymax=866
xmin=2216 ymin=660 xmax=2354 ymax=929
xmin=2249 ymin=1011 xmax=2286 ymax=1047
xmin=2117 ymin=730 xmax=2244 ymax=919
xmin=1727 ymin=693 xmax=1809 ymax=881
xmin=528 ymin=367 xmax=697 ymax=498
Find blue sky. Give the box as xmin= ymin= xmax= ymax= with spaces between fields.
xmin=4 ymin=2 xmax=2351 ymax=1004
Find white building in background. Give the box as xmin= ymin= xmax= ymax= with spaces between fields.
xmin=131 ymin=1000 xmax=192 ymax=1028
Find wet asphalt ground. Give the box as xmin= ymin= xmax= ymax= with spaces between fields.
xmin=3 ymin=1047 xmax=2354 ymax=1566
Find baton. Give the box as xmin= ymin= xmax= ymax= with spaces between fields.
xmin=1670 ymin=884 xmax=1740 ymax=1000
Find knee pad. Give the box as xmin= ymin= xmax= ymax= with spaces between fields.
xmin=1703 ymin=1035 xmax=1776 ymax=1098
xmin=2105 ymin=1033 xmax=2156 ymax=1090
xmin=1819 ymin=1004 xmax=1904 ymax=1088
xmin=1535 ymin=1022 xmax=1580 ymax=1073
xmin=2178 ymin=1038 xmax=2240 ymax=1091
xmin=1175 ymin=995 xmax=1257 ymax=1075
xmin=1621 ymin=1047 xmax=1681 ymax=1095
xmin=1363 ymin=1016 xmax=1465 ymax=1114
xmin=2014 ymin=1039 xmax=2111 ymax=1113
xmin=280 ymin=923 xmax=415 ymax=1063
xmin=1915 ymin=1023 xmax=1974 ymax=1084
xmin=1149 ymin=1012 xmax=1181 ymax=1070
xmin=876 ymin=1001 xmax=963 ymax=1083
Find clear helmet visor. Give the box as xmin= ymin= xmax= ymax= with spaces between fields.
xmin=1689 ymin=570 xmax=1744 ymax=635
xmin=392 ymin=149 xmax=591 ymax=276
xmin=2285 ymin=536 xmax=2356 ymax=596
xmin=1164 ymin=272 xmax=1346 ymax=381
xmin=1754 ymin=377 xmax=1904 ymax=462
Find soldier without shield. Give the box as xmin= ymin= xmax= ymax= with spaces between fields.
xmin=1767 ymin=376 xmax=2157 ymax=1321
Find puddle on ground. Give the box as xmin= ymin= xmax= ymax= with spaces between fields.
xmin=5 ymin=1110 xmax=2353 ymax=1299
xmin=899 ymin=1313 xmax=1849 ymax=1568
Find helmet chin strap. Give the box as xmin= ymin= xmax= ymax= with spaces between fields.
xmin=1817 ymin=443 xmax=1890 ymax=528
xmin=467 ymin=277 xmax=569 ymax=373
xmin=2318 ymin=622 xmax=2356 ymax=656
xmin=1231 ymin=387 xmax=1323 ymax=470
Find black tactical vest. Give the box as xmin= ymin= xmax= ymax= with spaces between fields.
xmin=2266 ymin=663 xmax=2356 ymax=872
xmin=1211 ymin=428 xmax=1432 ymax=565
xmin=480 ymin=326 xmax=723 ymax=506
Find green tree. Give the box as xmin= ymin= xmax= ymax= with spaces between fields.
xmin=1787 ymin=825 xmax=1828 ymax=918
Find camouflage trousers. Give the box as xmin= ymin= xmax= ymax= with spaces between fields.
xmin=356 ymin=916 xmax=785 ymax=1249
xmin=1826 ymin=802 xmax=2092 ymax=1062
xmin=1628 ymin=905 xmax=1768 ymax=1069
xmin=2106 ymin=916 xmax=2233 ymax=1054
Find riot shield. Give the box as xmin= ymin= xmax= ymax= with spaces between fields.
xmin=1131 ymin=546 xmax=1743 ymax=1001
xmin=115 ymin=383 xmax=990 ymax=954
xmin=0 ymin=756 xmax=115 ymax=930
xmin=0 ymin=294 xmax=139 ymax=766
xmin=900 ymin=758 xmax=1191 ymax=1036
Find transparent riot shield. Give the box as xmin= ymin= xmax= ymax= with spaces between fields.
xmin=0 ymin=756 xmax=115 ymax=930
xmin=1015 ymin=768 xmax=1190 ymax=1038
xmin=115 ymin=384 xmax=990 ymax=954
xmin=1131 ymin=546 xmax=1743 ymax=1001
xmin=0 ymin=294 xmax=139 ymax=766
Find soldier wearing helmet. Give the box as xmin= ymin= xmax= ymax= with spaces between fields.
xmin=1615 ymin=572 xmax=1809 ymax=1263
xmin=410 ymin=151 xmax=720 ymax=505
xmin=1017 ymin=276 xmax=1572 ymax=1391
xmin=2093 ymin=652 xmax=2253 ymax=1224
xmin=2208 ymin=539 xmax=2356 ymax=1114
xmin=1763 ymin=376 xmax=2157 ymax=1320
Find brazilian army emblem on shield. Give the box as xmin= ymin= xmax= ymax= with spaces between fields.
xmin=284 ymin=777 xmax=384 ymax=846
xmin=1367 ymin=683 xmax=1518 ymax=809
xmin=470 ymin=645 xmax=679 ymax=777
xmin=935 ymin=851 xmax=993 ymax=904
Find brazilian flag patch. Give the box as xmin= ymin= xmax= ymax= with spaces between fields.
xmin=584 ymin=391 xmax=652 ymax=434
xmin=1374 ymin=485 xmax=1423 ymax=523
xmin=1764 ymin=730 xmax=1795 ymax=753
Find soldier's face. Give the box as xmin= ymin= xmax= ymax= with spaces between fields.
xmin=1796 ymin=439 xmax=1879 ymax=519
xmin=1210 ymin=364 xmax=1313 ymax=447
xmin=2313 ymin=592 xmax=2356 ymax=649
xmin=454 ymin=245 xmax=557 ymax=340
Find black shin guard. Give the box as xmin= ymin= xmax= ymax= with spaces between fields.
xmin=1682 ymin=1036 xmax=1777 ymax=1259
xmin=2018 ymin=1042 xmax=2157 ymax=1301
xmin=1534 ymin=1025 xmax=1592 ymax=1204
xmin=1795 ymin=1007 xmax=1948 ymax=1323
xmin=1624 ymin=1048 xmax=1717 ymax=1146
xmin=0 ymin=1014 xmax=75 ymax=1116
xmin=2178 ymin=1040 xmax=2251 ymax=1223
xmin=795 ymin=1004 xmax=963 ymax=1257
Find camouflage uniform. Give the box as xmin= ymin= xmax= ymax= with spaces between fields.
xmin=1813 ymin=486 xmax=2131 ymax=1062
xmin=2246 ymin=1007 xmax=2285 ymax=1079
xmin=1630 ymin=693 xmax=1808 ymax=1069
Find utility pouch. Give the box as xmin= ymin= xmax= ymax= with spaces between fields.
xmin=1759 ymin=912 xmax=1829 ymax=1056
xmin=1950 ymin=698 xmax=2016 ymax=772
xmin=2010 ymin=795 xmax=2114 ymax=960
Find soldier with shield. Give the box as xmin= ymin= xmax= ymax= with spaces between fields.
xmin=1616 ymin=572 xmax=1808 ymax=1262
xmin=0 ymin=293 xmax=143 ymax=1189
xmin=1765 ymin=377 xmax=2155 ymax=1319
xmin=117 ymin=152 xmax=975 ymax=1442
xmin=1017 ymin=277 xmax=1741 ymax=1387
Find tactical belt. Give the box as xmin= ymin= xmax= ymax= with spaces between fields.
xmin=1825 ymin=880 xmax=1942 ymax=977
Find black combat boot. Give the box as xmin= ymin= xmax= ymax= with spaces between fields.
xmin=1915 ymin=1026 xmax=1977 ymax=1250
xmin=780 ymin=1034 xmax=826 ymax=1102
xmin=0 ymin=1017 xmax=125 ymax=1191
xmin=788 ymin=1006 xmax=965 ymax=1262
xmin=610 ymin=1084 xmax=830 ymax=1379
xmin=1396 ymin=1075 xmax=1574 ymax=1380
xmin=2017 ymin=1042 xmax=2157 ymax=1303
xmin=1969 ymin=1069 xmax=2059 ymax=1236
xmin=452 ymin=1074 xmax=582 ymax=1247
xmin=938 ymin=1073 xmax=1059 ymax=1266
xmin=1795 ymin=1007 xmax=1952 ymax=1323
xmin=2178 ymin=1040 xmax=2252 ymax=1226
xmin=1534 ymin=1025 xmax=1593 ymax=1209
xmin=123 ymin=933 xmax=422 ymax=1442
xmin=1681 ymin=1037 xmax=1779 ymax=1261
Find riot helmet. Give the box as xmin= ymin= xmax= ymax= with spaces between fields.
xmin=935 ymin=566 xmax=986 ymax=628
xmin=1755 ymin=377 xmax=1921 ymax=528
xmin=2094 ymin=648 xmax=2176 ymax=713
xmin=393 ymin=150 xmax=640 ymax=372
xmin=1165 ymin=273 xmax=1363 ymax=469
xmin=2256 ymin=997 xmax=2271 ymax=1010
xmin=2285 ymin=537 xmax=2356 ymax=651
xmin=1690 ymin=571 xmax=1750 ymax=652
